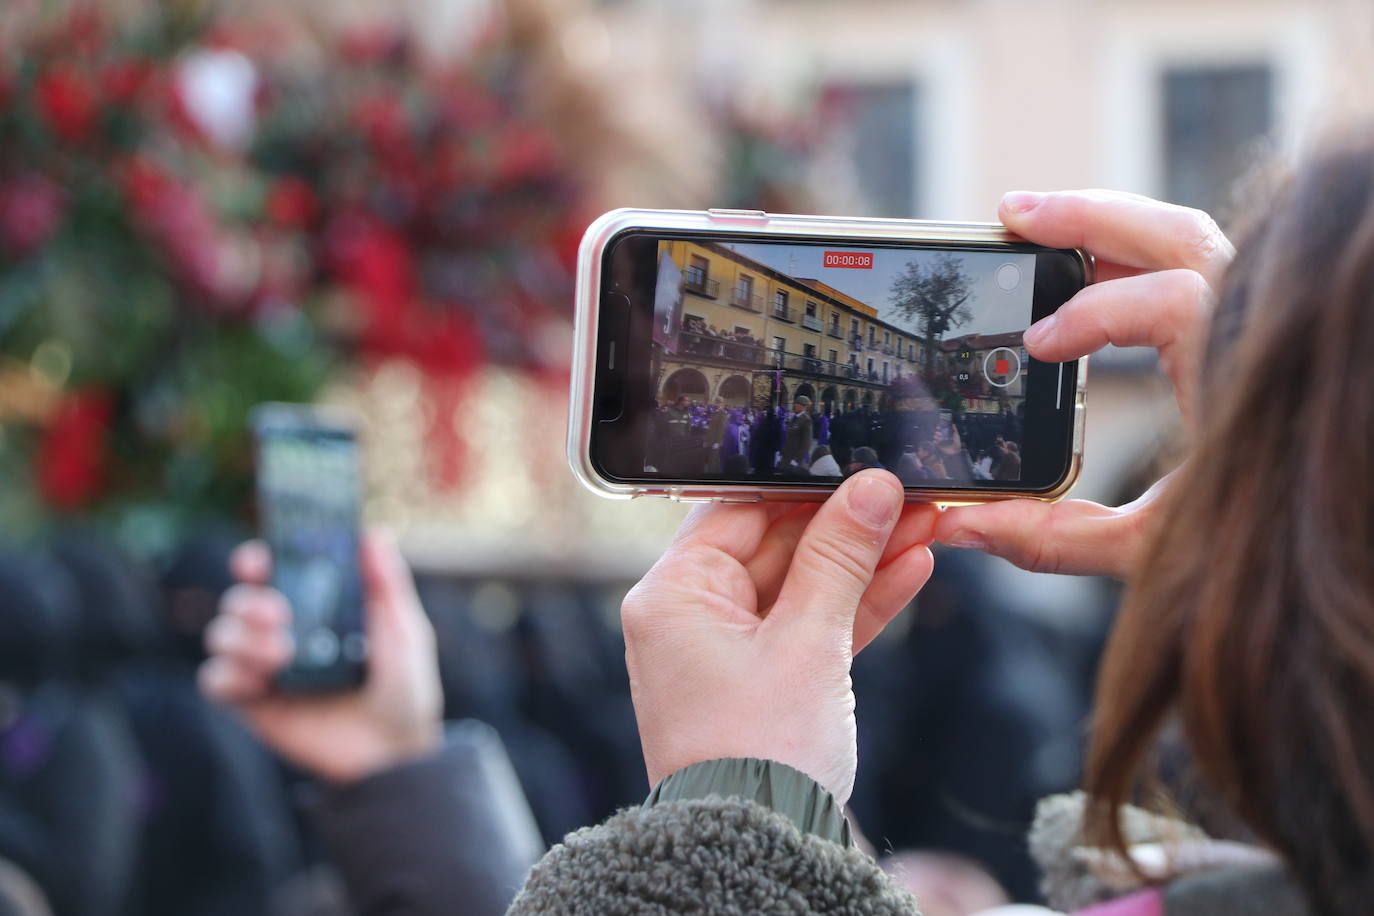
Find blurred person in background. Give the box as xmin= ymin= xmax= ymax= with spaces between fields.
xmin=0 ymin=547 xmax=140 ymax=916
xmin=200 ymin=533 xmax=544 ymax=916
xmin=0 ymin=529 xmax=305 ymax=916
xmin=782 ymin=395 xmax=815 ymax=470
xmin=116 ymin=531 xmax=304 ymax=916
xmin=810 ymin=444 xmax=842 ymax=476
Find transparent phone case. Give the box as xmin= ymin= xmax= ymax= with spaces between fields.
xmin=567 ymin=208 xmax=1091 ymax=505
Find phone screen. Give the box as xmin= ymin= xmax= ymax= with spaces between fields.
xmin=591 ymin=232 xmax=1084 ymax=493
xmin=255 ymin=413 xmax=367 ymax=689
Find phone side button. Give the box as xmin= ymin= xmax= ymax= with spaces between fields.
xmin=670 ymin=494 xmax=763 ymax=504
xmin=707 ymin=208 xmax=768 ymax=225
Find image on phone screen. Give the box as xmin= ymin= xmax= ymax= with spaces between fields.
xmin=592 ymin=232 xmax=1082 ymax=494
xmin=255 ymin=414 xmax=367 ymax=690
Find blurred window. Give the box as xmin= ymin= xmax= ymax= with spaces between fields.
xmin=1162 ymin=64 xmax=1273 ymax=215
xmin=839 ymin=82 xmax=921 ymax=217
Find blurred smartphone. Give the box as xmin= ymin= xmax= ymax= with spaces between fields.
xmin=568 ymin=208 xmax=1091 ymax=504
xmin=251 ymin=403 xmax=367 ymax=692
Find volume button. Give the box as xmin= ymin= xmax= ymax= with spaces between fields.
xmin=707 ymin=208 xmax=769 ymax=224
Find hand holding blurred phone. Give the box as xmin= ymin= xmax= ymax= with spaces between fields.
xmin=251 ymin=403 xmax=368 ymax=691
xmin=567 ymin=208 xmax=1091 ymax=505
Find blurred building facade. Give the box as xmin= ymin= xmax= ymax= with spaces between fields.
xmin=595 ymin=0 xmax=1374 ymax=222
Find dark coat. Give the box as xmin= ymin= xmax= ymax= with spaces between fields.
xmin=781 ymin=411 xmax=814 ymax=468
xmin=310 ymin=721 xmax=544 ymax=916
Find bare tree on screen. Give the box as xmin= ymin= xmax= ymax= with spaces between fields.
xmin=888 ymin=253 xmax=974 ymax=372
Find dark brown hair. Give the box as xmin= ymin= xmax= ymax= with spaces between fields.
xmin=1084 ymin=131 xmax=1374 ymax=914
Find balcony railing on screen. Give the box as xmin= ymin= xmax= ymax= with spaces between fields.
xmin=673 ymin=332 xmax=893 ymax=386
xmin=678 ymin=330 xmax=764 ymax=364
xmin=730 ymin=289 xmax=764 ymax=313
xmin=684 ymin=272 xmax=720 ymax=299
xmin=764 ymin=350 xmax=878 ymax=383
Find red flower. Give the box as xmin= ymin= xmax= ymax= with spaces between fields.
xmin=103 ymin=59 xmax=154 ymax=107
xmin=35 ymin=69 xmax=99 ymax=143
xmin=117 ymin=155 xmax=171 ymax=210
xmin=0 ymin=175 xmax=65 ymax=256
xmin=118 ymin=157 xmax=226 ymax=302
xmin=495 ymin=128 xmax=558 ymax=184
xmin=37 ymin=389 xmax=113 ymax=511
xmin=339 ymin=25 xmax=410 ymax=67
xmin=323 ymin=213 xmax=416 ymax=351
xmin=353 ymin=95 xmax=412 ymax=164
xmin=61 ymin=6 xmax=108 ymax=57
xmin=265 ymin=177 xmax=316 ymax=228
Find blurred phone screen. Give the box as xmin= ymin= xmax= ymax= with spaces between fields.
xmin=255 ymin=415 xmax=367 ymax=690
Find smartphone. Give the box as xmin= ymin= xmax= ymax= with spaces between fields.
xmin=251 ymin=403 xmax=368 ymax=691
xmin=568 ymin=208 xmax=1091 ymax=504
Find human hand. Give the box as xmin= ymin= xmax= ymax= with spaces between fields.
xmin=622 ymin=470 xmax=938 ymax=805
xmin=198 ymin=533 xmax=443 ymax=784
xmin=934 ymin=190 xmax=1235 ymax=579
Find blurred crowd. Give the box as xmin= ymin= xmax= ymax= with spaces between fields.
xmin=649 ymin=395 xmax=1023 ymax=485
xmin=0 ymin=526 xmax=1109 ymax=915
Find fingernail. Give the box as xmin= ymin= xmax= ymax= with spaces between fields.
xmin=943 ymin=531 xmax=987 ymax=550
xmin=1023 ymin=314 xmax=1057 ymax=348
xmin=847 ymin=475 xmax=900 ymax=528
xmin=1002 ymin=191 xmax=1044 ymax=214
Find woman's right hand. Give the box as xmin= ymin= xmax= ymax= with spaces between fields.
xmin=934 ymin=190 xmax=1235 ymax=579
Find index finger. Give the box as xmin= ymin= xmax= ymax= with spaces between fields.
xmin=1000 ymin=189 xmax=1235 ymax=286
xmin=669 ymin=500 xmax=801 ymax=563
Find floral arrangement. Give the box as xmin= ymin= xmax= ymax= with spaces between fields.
xmin=0 ymin=5 xmax=588 ymax=554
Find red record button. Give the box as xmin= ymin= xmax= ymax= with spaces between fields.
xmin=983 ymin=347 xmax=1021 ymax=388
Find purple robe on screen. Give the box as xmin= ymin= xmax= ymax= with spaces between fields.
xmin=720 ymin=415 xmax=743 ymax=463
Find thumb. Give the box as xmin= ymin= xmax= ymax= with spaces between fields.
xmin=359 ymin=531 xmax=426 ymax=636
xmin=769 ymin=470 xmax=904 ymax=639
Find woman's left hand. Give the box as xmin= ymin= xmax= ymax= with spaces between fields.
xmin=622 ymin=470 xmax=938 ymax=805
